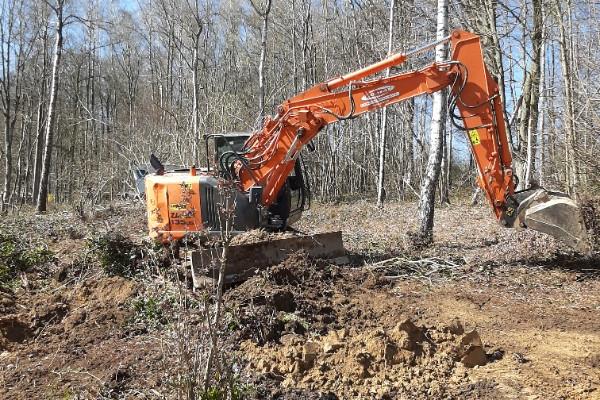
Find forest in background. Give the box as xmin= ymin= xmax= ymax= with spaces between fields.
xmin=1 ymin=0 xmax=599 ymax=213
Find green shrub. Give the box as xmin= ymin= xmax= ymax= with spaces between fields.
xmin=199 ymin=382 xmax=252 ymax=400
xmin=88 ymin=233 xmax=140 ymax=276
xmin=0 ymin=231 xmax=54 ymax=287
xmin=132 ymin=296 xmax=165 ymax=326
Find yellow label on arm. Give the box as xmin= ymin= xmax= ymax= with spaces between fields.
xmin=468 ymin=129 xmax=481 ymax=145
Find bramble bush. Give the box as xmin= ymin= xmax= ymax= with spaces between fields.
xmin=87 ymin=233 xmax=141 ymax=277
xmin=0 ymin=231 xmax=54 ymax=287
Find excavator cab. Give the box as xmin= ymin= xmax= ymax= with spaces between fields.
xmin=205 ymin=132 xmax=309 ymax=226
xmin=211 ymin=133 xmax=249 ymax=174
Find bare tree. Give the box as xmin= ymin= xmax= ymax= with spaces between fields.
xmin=417 ymin=0 xmax=448 ymax=243
xmin=191 ymin=16 xmax=203 ymax=164
xmin=36 ymin=0 xmax=65 ymax=213
xmin=32 ymin=5 xmax=51 ymax=205
xmin=250 ymin=0 xmax=272 ymax=120
xmin=376 ymin=0 xmax=396 ymax=208
xmin=0 ymin=0 xmax=28 ymax=211
xmin=515 ymin=0 xmax=543 ymax=188
xmin=552 ymin=0 xmax=578 ymax=195
xmin=524 ymin=0 xmax=544 ymax=187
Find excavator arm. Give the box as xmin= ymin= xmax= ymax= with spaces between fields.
xmin=231 ymin=30 xmax=588 ymax=250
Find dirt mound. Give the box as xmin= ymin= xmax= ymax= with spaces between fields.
xmin=0 ymin=276 xmax=147 ymax=398
xmin=225 ymin=252 xmax=310 ymax=344
xmin=1 ymin=276 xmax=137 ymax=347
xmin=225 ymin=254 xmax=496 ymax=398
xmin=75 ymin=275 xmax=138 ymax=305
xmin=241 ymin=318 xmax=487 ymax=398
xmin=225 ymin=252 xmax=347 ymax=345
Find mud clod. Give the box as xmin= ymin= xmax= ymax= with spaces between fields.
xmin=270 ymin=290 xmax=296 ymax=312
xmin=0 ymin=317 xmax=30 ymax=349
xmin=241 ymin=316 xmax=489 ymax=397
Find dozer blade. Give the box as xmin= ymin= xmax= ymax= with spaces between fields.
xmin=188 ymin=231 xmax=347 ymax=286
xmin=515 ymin=189 xmax=590 ymax=252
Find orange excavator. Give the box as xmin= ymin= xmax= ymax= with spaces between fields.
xmin=145 ymin=30 xmax=589 ymax=276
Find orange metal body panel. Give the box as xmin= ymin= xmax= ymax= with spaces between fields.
xmin=145 ymin=172 xmax=203 ymax=241
xmin=448 ymin=31 xmax=514 ymax=218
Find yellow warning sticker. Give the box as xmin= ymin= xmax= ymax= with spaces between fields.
xmin=468 ymin=129 xmax=481 ymax=145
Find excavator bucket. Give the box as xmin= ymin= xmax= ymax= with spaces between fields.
xmin=514 ymin=189 xmax=590 ymax=252
xmin=188 ymin=231 xmax=347 ymax=286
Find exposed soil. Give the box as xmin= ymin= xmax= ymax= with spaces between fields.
xmin=227 ymin=254 xmax=491 ymax=399
xmin=0 ymin=274 xmax=164 ymax=399
xmin=0 ymin=200 xmax=599 ymax=399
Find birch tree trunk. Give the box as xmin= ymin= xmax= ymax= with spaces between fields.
xmin=553 ymin=0 xmax=578 ymax=195
xmin=32 ymin=78 xmax=47 ymax=204
xmin=515 ymin=0 xmax=543 ymax=188
xmin=417 ymin=0 xmax=448 ymax=242
xmin=376 ymin=0 xmax=395 ymax=208
xmin=36 ymin=0 xmax=64 ymax=213
xmin=251 ymin=0 xmax=272 ymax=121
xmin=537 ymin=38 xmax=546 ymax=186
xmin=439 ymin=128 xmax=451 ymax=204
xmin=525 ymin=0 xmax=545 ymax=186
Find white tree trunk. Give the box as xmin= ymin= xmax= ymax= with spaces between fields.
xmin=252 ymin=0 xmax=272 ymax=120
xmin=537 ymin=39 xmax=546 ymax=186
xmin=417 ymin=0 xmax=448 ymax=241
xmin=553 ymin=0 xmax=578 ymax=195
xmin=376 ymin=0 xmax=395 ymax=208
xmin=36 ymin=1 xmax=64 ymax=213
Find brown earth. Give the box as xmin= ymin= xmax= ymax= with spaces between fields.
xmin=0 ymin=200 xmax=598 ymax=399
xmin=229 ymin=253 xmax=491 ymax=399
xmin=0 ymin=274 xmax=163 ymax=399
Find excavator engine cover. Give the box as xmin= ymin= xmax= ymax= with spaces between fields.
xmin=145 ymin=173 xmax=260 ymax=242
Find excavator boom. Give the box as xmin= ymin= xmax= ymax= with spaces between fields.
xmin=233 ymin=30 xmax=589 ymax=250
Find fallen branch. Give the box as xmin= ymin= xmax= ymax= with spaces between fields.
xmin=367 ymin=256 xmax=467 ymax=284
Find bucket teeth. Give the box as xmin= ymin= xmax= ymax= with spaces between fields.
xmin=516 ymin=189 xmax=590 ymax=252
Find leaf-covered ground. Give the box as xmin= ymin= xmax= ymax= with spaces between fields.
xmin=0 ymin=200 xmax=598 ymax=399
